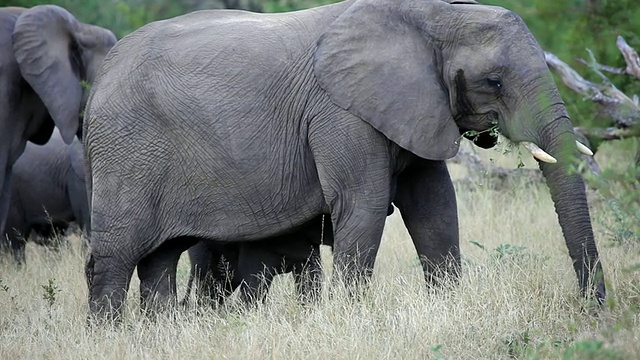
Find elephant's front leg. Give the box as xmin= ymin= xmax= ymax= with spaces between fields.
xmin=394 ymin=159 xmax=460 ymax=287
xmin=330 ymin=205 xmax=388 ymax=289
xmin=310 ymin=119 xmax=392 ymax=290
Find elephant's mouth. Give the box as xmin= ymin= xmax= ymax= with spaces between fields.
xmin=459 ymin=111 xmax=500 ymax=149
xmin=463 ymin=129 xmax=499 ymax=149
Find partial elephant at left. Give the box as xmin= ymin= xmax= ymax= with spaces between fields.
xmin=0 ymin=5 xmax=116 ymax=238
xmin=1 ymin=129 xmax=89 ymax=265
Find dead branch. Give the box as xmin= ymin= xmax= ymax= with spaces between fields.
xmin=545 ymin=51 xmax=639 ymax=128
xmin=576 ymin=58 xmax=627 ymax=75
xmin=448 ymin=147 xmax=485 ymax=171
xmin=575 ymin=36 xmax=640 ymax=80
xmin=616 ymin=36 xmax=640 ymax=80
xmin=449 ymin=148 xmax=544 ymax=190
xmin=575 ymin=125 xmax=640 ymax=141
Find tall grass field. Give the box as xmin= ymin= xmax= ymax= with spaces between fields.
xmin=1 ymin=141 xmax=638 ymax=359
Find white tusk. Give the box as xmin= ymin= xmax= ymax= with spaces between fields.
xmin=576 ymin=141 xmax=594 ymax=156
xmin=521 ymin=142 xmax=557 ymax=163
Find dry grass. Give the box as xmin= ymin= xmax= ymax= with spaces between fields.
xmin=1 ymin=141 xmax=639 ymax=359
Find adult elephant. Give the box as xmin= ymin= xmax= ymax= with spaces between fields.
xmin=0 ymin=5 xmax=116 ymax=238
xmin=1 ymin=129 xmax=88 ymax=265
xmin=84 ymin=0 xmax=606 ymax=319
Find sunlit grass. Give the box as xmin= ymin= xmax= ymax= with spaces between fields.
xmin=0 ymin=142 xmax=638 ymax=359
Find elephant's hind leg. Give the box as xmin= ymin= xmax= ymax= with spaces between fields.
xmin=85 ymin=226 xmax=152 ymax=322
xmin=85 ymin=247 xmax=137 ymax=323
xmin=137 ymin=236 xmax=198 ymax=315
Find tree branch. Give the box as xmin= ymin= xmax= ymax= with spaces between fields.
xmin=575 ymin=126 xmax=640 ymax=140
xmin=449 ymin=148 xmax=544 ymax=189
xmin=616 ymin=36 xmax=640 ymax=80
xmin=545 ymin=51 xmax=639 ymax=128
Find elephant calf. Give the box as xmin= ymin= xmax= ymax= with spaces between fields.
xmin=184 ymin=206 xmax=396 ymax=307
xmin=1 ymin=130 xmax=89 ymax=265
xmin=183 ymin=215 xmax=333 ymax=306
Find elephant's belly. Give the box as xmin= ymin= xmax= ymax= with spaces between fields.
xmin=168 ymin=154 xmax=327 ymax=242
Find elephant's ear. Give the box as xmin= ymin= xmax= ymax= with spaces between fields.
xmin=12 ymin=5 xmax=86 ymax=145
xmin=313 ymin=2 xmax=461 ymax=160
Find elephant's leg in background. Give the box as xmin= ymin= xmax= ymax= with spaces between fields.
xmin=202 ymin=243 xmax=240 ymax=306
xmin=291 ymin=244 xmax=323 ymax=304
xmin=137 ymin=237 xmax=198 ymax=314
xmin=3 ymin=195 xmax=28 ymax=265
xmin=183 ymin=241 xmax=240 ymax=307
xmin=182 ymin=242 xmax=210 ymax=306
xmin=0 ymin=166 xmax=12 ymax=238
xmin=236 ymin=243 xmax=283 ymax=305
xmin=5 ymin=228 xmax=28 ymax=265
xmin=30 ymin=222 xmax=68 ymax=252
xmin=394 ymin=159 xmax=460 ymax=287
xmin=67 ymin=173 xmax=90 ymax=243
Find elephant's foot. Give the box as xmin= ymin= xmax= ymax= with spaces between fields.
xmin=421 ymin=254 xmax=461 ymax=289
xmin=86 ymin=286 xmax=128 ymax=326
xmin=4 ymin=236 xmax=27 ymax=266
xmin=196 ymin=278 xmax=234 ymax=308
xmin=139 ymin=287 xmax=178 ymax=317
xmin=85 ymin=253 xmax=133 ymax=325
xmin=237 ymin=276 xmax=273 ymax=307
xmin=329 ymin=266 xmax=372 ymax=303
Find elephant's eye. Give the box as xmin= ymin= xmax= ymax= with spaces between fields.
xmin=486 ymin=77 xmax=502 ymax=91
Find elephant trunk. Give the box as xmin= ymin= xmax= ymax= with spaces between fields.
xmin=535 ymin=110 xmax=606 ymax=303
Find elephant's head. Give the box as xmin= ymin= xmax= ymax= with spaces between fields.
xmin=314 ymin=0 xmax=605 ymax=302
xmin=0 ymin=5 xmax=115 ymax=238
xmin=11 ymin=5 xmax=117 ymax=143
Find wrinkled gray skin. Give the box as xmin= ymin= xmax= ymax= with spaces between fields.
xmin=182 ymin=215 xmax=332 ymax=307
xmin=1 ymin=129 xmax=88 ymax=265
xmin=84 ymin=0 xmax=606 ymax=319
xmin=0 ymin=6 xmax=115 ymax=238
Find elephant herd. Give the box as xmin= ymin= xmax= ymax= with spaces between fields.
xmin=1 ymin=0 xmax=607 ymax=323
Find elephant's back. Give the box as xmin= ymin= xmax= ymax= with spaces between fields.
xmin=13 ymin=129 xmax=70 ymax=180
xmin=109 ymin=1 xmax=351 ymax=75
